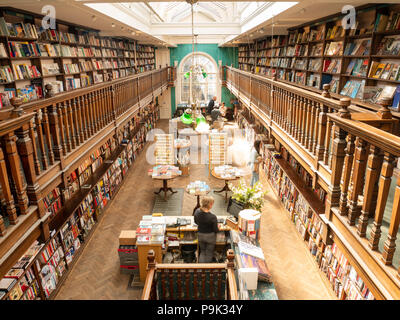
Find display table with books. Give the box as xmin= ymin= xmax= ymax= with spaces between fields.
xmin=148 ymin=165 xmax=182 ymax=200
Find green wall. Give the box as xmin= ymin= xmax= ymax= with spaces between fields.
xmin=169 ymin=44 xmax=238 ymax=116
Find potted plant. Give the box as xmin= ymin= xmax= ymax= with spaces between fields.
xmin=228 ymin=180 xmax=267 ymax=213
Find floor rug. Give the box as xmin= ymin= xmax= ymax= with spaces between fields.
xmin=152 ymin=188 xmax=184 ymax=216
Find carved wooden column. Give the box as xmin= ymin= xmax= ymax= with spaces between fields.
xmin=0 ymin=147 xmax=18 ymax=225
xmin=61 ymin=102 xmax=71 ymax=153
xmin=3 ymin=132 xmax=29 ymax=215
xmin=48 ymin=103 xmax=64 ymax=161
xmin=294 ymin=94 xmax=301 ymax=140
xmin=75 ymin=97 xmax=84 ymax=144
xmin=15 ymin=123 xmax=44 ymax=215
xmin=79 ymin=95 xmax=88 ymax=140
xmin=347 ymin=137 xmax=368 ymax=225
xmin=369 ymin=153 xmax=395 ymax=250
xmin=41 ymin=108 xmax=55 ymax=165
xmin=71 ymin=98 xmax=80 ymax=147
xmin=382 ymin=175 xmax=400 ymax=265
xmin=66 ymin=100 xmax=76 ymax=150
xmin=28 ymin=119 xmax=41 ymax=175
xmin=325 ymin=108 xmax=349 ymax=220
xmin=34 ymin=111 xmax=48 ymax=170
xmin=339 ymin=134 xmax=355 ymax=216
xmin=312 ymin=101 xmax=319 ymax=155
xmin=323 ymin=112 xmax=332 ymax=166
xmin=300 ymin=97 xmax=306 ymax=145
xmin=357 ymin=145 xmax=382 ymax=237
xmin=305 ymin=98 xmax=312 ymax=150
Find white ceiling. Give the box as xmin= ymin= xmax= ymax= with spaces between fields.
xmin=2 ymin=0 xmax=399 ymax=47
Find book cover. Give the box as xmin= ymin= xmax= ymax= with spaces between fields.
xmin=392 ymin=85 xmax=400 ymax=110
xmin=372 ymin=63 xmax=387 ymax=79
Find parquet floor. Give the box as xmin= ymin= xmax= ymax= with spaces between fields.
xmin=55 ymin=119 xmax=335 ymax=300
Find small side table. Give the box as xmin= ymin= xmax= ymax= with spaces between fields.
xmin=211 ymin=169 xmax=240 ymax=202
xmin=153 ymin=174 xmax=180 ymax=201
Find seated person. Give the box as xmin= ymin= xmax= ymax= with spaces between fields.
xmin=210 ymin=106 xmax=221 ymax=123
xmin=207 ymin=96 xmax=217 ymax=114
xmin=219 ymin=102 xmax=227 ymax=117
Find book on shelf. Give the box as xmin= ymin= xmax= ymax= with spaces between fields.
xmin=369 ymin=61 xmax=400 ymax=81
xmin=0 ymin=18 xmax=38 ymax=39
xmin=42 ymin=63 xmax=60 ymax=76
xmin=374 ymin=13 xmax=389 ymax=32
xmin=385 ymin=11 xmax=400 ymax=31
xmin=0 ymin=65 xmax=14 ymax=83
xmin=17 ymin=84 xmax=43 ymax=102
xmin=12 ymin=63 xmax=41 ymax=80
xmin=44 ymin=187 xmax=62 ymax=217
xmin=376 ymin=36 xmax=400 ymax=56
xmin=340 ymin=80 xmax=364 ymax=99
xmin=324 ymin=41 xmax=343 ymax=56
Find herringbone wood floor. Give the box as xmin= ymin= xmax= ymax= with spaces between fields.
xmin=55 ymin=120 xmax=335 ymax=300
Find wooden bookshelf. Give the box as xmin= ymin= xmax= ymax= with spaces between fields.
xmin=238 ymin=3 xmax=400 ymax=110
xmin=0 ymin=104 xmax=159 ymax=300
xmin=0 ymin=7 xmax=156 ymax=106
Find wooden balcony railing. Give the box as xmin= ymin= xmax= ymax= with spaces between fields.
xmin=142 ymin=249 xmax=238 ymax=300
xmin=0 ymin=67 xmax=172 ymax=275
xmin=224 ymin=66 xmax=400 ymax=299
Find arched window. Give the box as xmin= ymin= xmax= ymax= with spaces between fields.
xmin=179 ymin=53 xmax=218 ymax=104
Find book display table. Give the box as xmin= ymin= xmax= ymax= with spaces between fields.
xmin=149 ymin=165 xmax=181 ymax=201
xmin=186 ymin=181 xmax=211 ymax=215
xmin=211 ymin=166 xmax=243 ymax=202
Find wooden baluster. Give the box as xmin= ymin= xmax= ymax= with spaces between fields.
xmin=0 ymin=147 xmax=18 ymax=225
xmin=161 ymin=270 xmax=166 ymax=299
xmin=4 ymin=133 xmax=29 ymax=215
xmin=99 ymin=89 xmax=106 ymax=127
xmin=300 ymin=97 xmax=307 ymax=145
xmin=35 ymin=111 xmax=48 ymax=170
xmin=217 ymin=270 xmax=222 ymax=299
xmin=357 ymin=145 xmax=382 ymax=237
xmin=96 ymin=90 xmax=103 ymax=129
xmin=168 ymin=269 xmax=174 ymax=300
xmin=325 ymin=120 xmax=347 ymax=218
xmin=201 ymin=269 xmax=206 ymax=299
xmin=323 ymin=113 xmax=332 ymax=166
xmin=287 ymin=92 xmax=293 ymax=136
xmin=312 ymin=101 xmax=319 ymax=155
xmin=28 ymin=119 xmax=41 ymax=175
xmin=185 ymin=269 xmax=190 ymax=299
xmin=308 ymin=101 xmax=316 ymax=152
xmin=294 ymin=95 xmax=301 ymax=140
xmin=56 ymin=103 xmax=66 ymax=156
xmin=79 ymin=96 xmax=88 ymax=140
xmin=369 ymin=153 xmax=395 ymax=250
xmin=41 ymin=108 xmax=54 ymax=165
xmin=382 ymin=175 xmax=400 ymax=265
xmin=48 ymin=105 xmax=63 ymax=161
xmin=210 ymin=269 xmax=214 ymax=300
xmin=305 ymin=99 xmax=312 ymax=150
xmin=88 ymin=93 xmax=96 ymax=135
xmin=67 ymin=100 xmax=76 ymax=149
xmin=177 ymin=269 xmax=182 ymax=299
xmin=103 ymin=88 xmax=109 ymax=124
xmin=72 ymin=98 xmax=80 ymax=147
xmin=15 ymin=123 xmax=43 ymax=214
xmin=62 ymin=102 xmax=72 ymax=153
xmin=339 ymin=134 xmax=355 ymax=216
xmin=193 ymin=269 xmax=198 ymax=299
xmin=75 ymin=97 xmax=84 ymax=144
xmin=92 ymin=91 xmax=98 ymax=132
xmin=347 ymin=137 xmax=368 ymax=226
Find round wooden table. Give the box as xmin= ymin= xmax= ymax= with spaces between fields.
xmin=153 ymin=173 xmax=180 ymax=201
xmin=186 ymin=186 xmax=210 ymax=215
xmin=211 ymin=169 xmax=241 ymax=202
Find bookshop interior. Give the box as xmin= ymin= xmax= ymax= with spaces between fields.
xmin=2 ymin=0 xmax=400 ymax=302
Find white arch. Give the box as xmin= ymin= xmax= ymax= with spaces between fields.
xmin=176 ymin=51 xmax=220 ymax=107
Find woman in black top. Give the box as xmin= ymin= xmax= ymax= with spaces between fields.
xmin=194 ymin=196 xmax=218 ymax=263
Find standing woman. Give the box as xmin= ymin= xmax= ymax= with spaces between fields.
xmin=249 ymin=140 xmax=262 ymax=187
xmin=194 ymin=196 xmax=218 ymax=263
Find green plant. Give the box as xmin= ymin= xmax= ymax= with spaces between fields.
xmin=229 ymin=180 xmax=267 ymax=211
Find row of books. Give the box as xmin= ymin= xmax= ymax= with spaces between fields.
xmin=369 ymin=61 xmax=400 ymax=81
xmin=0 ymin=18 xmax=38 ymax=39
xmin=321 ymin=243 xmax=375 ymax=300
xmin=0 ymin=110 xmax=159 ymax=299
xmin=375 ymin=11 xmax=400 ymax=32
xmin=12 ymin=63 xmax=41 ymax=80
